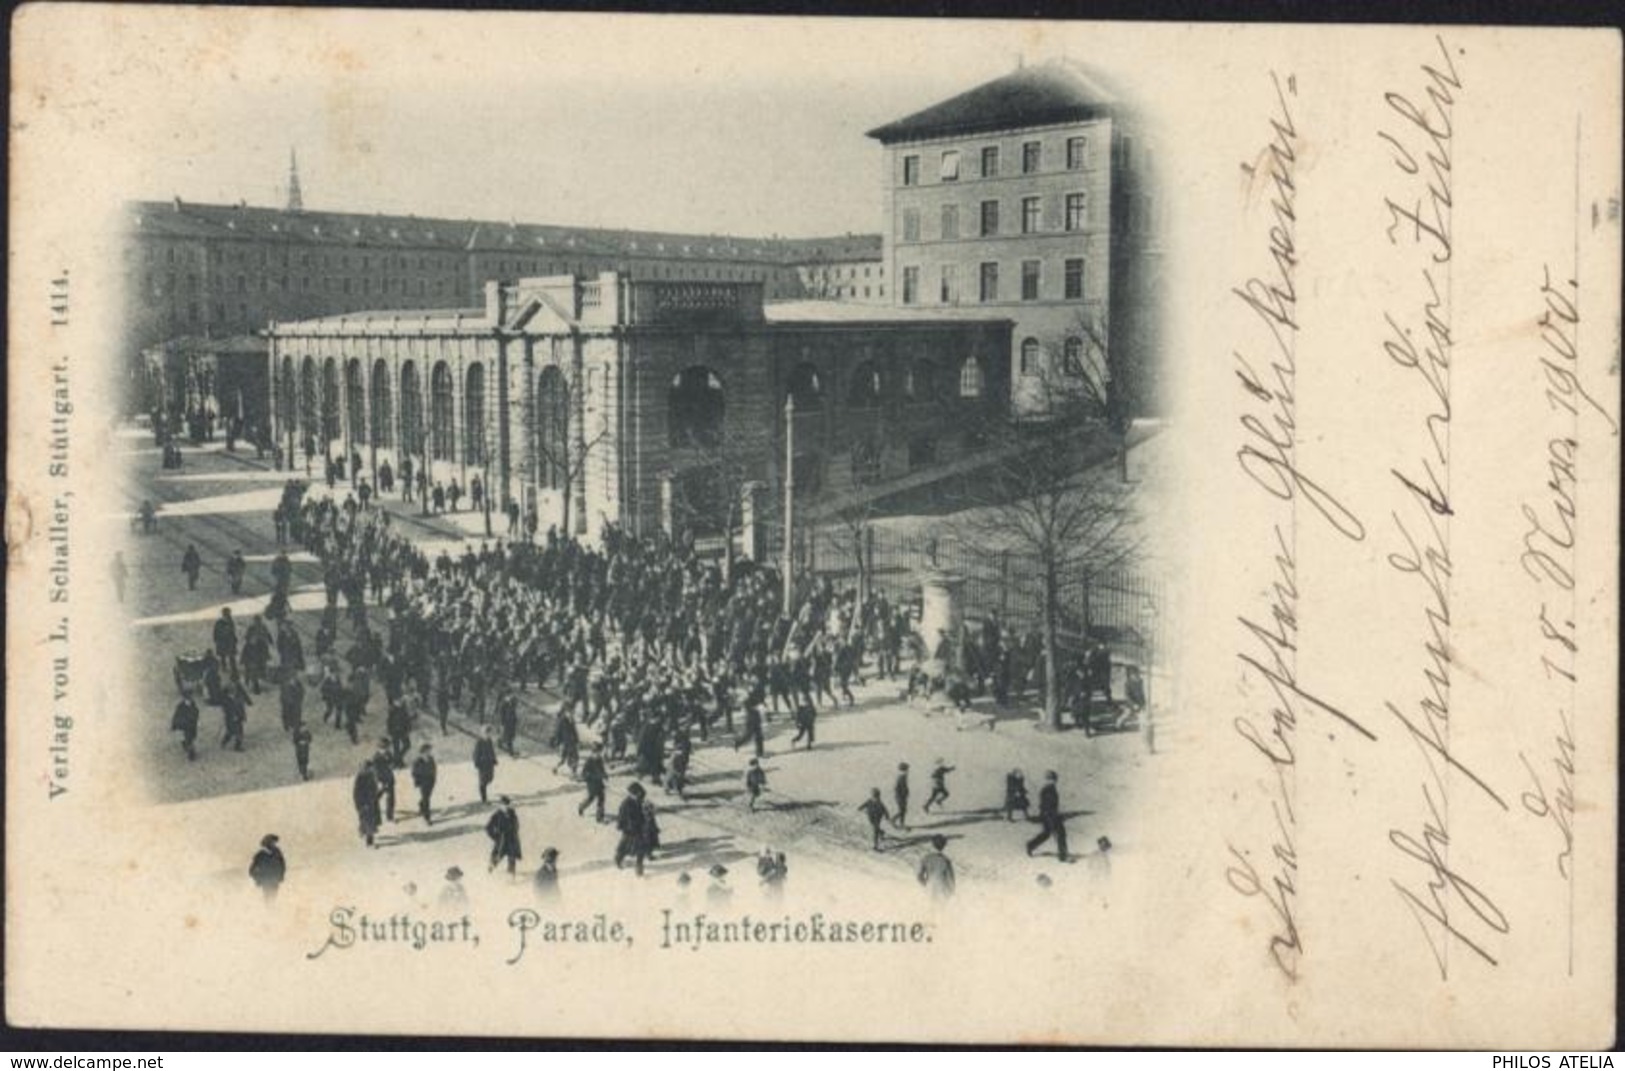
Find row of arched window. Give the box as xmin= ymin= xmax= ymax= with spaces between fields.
xmin=1017 ymin=335 xmax=1089 ymax=377
xmin=274 ymin=353 xmax=486 ymax=466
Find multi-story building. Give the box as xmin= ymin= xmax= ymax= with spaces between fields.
xmin=268 ymin=273 xmax=1010 ymax=542
xmin=120 ymin=197 xmax=884 ymax=415
xmin=867 ymin=59 xmax=1162 ymax=416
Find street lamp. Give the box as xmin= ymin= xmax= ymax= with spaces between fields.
xmin=782 ymin=393 xmax=795 ymax=614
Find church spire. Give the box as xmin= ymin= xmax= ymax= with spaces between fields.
xmin=286 ymin=147 xmax=304 ymax=212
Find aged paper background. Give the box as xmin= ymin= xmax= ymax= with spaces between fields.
xmin=6 ymin=7 xmax=1619 ymax=1045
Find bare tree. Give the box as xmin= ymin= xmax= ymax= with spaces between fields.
xmin=534 ymin=406 xmax=609 ymax=539
xmin=1041 ymin=308 xmax=1132 ymax=482
xmin=669 ymin=420 xmax=763 ymax=579
xmin=952 ymin=362 xmax=1142 ymax=730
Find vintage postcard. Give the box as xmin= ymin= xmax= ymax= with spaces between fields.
xmin=6 ymin=7 xmax=1619 ymax=1046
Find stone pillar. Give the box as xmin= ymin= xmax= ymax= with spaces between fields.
xmin=918 ymin=570 xmax=965 ymax=677
xmin=738 ymin=481 xmax=764 ymax=561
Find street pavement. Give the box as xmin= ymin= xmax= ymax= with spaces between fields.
xmin=121 ymin=429 xmax=1155 ymax=911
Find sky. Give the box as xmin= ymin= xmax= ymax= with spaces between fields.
xmin=43 ymin=9 xmax=1151 ymax=240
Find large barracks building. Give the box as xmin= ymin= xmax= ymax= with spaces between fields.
xmin=268 ymin=273 xmax=1011 ymax=541
xmin=136 ymin=60 xmax=1158 ymax=538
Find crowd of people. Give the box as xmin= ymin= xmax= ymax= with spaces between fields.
xmin=164 ymin=464 xmax=1104 ymax=903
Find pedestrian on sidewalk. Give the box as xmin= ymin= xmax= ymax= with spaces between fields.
xmin=352 ymin=761 xmax=381 ymax=848
xmin=473 ymin=724 xmax=499 ymax=804
xmin=858 ymin=788 xmax=890 ymax=852
xmin=486 ymin=796 xmax=523 ymax=876
xmin=892 ymin=762 xmax=911 ymax=829
xmin=1025 ymin=770 xmax=1070 ymax=862
xmin=578 ymin=743 xmax=608 ymax=822
xmin=182 ymin=543 xmax=202 ymax=590
xmin=745 ymin=758 xmax=768 ymax=811
xmin=923 ymin=758 xmax=955 ymax=813
xmin=411 ymin=742 xmax=438 ymax=825
xmin=293 ymin=721 xmax=313 ymax=781
xmin=1004 ymin=769 xmax=1031 ymax=821
xmin=171 ymin=691 xmax=200 ymax=761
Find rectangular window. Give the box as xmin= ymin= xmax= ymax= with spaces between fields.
xmin=940 ymin=264 xmax=958 ymax=304
xmin=902 ymin=265 xmax=920 ymax=305
xmin=1021 ymin=196 xmax=1041 ymax=234
xmin=940 ymin=203 xmax=959 ymax=240
xmin=981 ymin=146 xmax=999 ymax=178
xmin=1023 ymin=140 xmax=1042 ymax=174
xmin=903 ymin=155 xmax=920 ymax=186
xmin=1022 ymin=260 xmax=1041 ymax=301
xmin=1065 ymin=257 xmax=1085 ymax=300
xmin=901 ymin=208 xmax=920 ymax=242
xmin=940 ymin=150 xmax=960 ymax=182
xmin=978 ymin=262 xmax=999 ymax=302
xmin=980 ymin=200 xmax=999 ymax=237
xmin=1066 ymin=192 xmax=1088 ymax=231
xmin=1067 ymin=135 xmax=1088 ymax=170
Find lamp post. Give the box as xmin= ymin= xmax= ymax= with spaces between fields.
xmin=782 ymin=393 xmax=795 ymax=614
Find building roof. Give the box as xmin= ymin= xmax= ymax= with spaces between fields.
xmin=763 ymin=300 xmax=1012 ymax=327
xmin=865 ymin=60 xmax=1119 ymax=144
xmin=126 ymin=199 xmax=882 ymax=266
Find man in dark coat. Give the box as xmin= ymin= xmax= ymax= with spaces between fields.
xmin=225 ymin=549 xmax=247 ymax=595
xmin=411 ymin=742 xmax=438 ymax=824
xmin=578 ymin=743 xmax=608 ymax=822
xmin=371 ymin=743 xmax=396 ymax=822
xmin=249 ymin=834 xmax=286 ymax=902
xmin=486 ymin=796 xmax=522 ymax=876
xmin=551 ymin=711 xmax=580 ymax=776
xmin=614 ymin=782 xmax=650 ymax=876
xmin=182 ymin=544 xmax=202 ymax=590
xmin=279 ymin=673 xmax=305 ymax=734
xmin=892 ymin=761 xmax=911 ymax=830
xmin=220 ymin=681 xmax=249 ymax=751
xmin=213 ymin=607 xmax=239 ymax=680
xmin=1025 ymin=770 xmax=1070 ymax=862
xmin=790 ymin=701 xmax=816 ymax=750
xmin=387 ymin=699 xmax=412 ymax=767
xmin=171 ymin=691 xmax=200 ymax=761
xmin=924 ymin=758 xmax=955 ymax=813
xmin=473 ymin=725 xmax=499 ymax=803
xmin=242 ymin=616 xmax=273 ymax=693
xmin=497 ymin=690 xmax=520 ymax=758
xmin=733 ymin=699 xmax=765 ymax=758
xmin=352 ymin=762 xmax=381 ymax=847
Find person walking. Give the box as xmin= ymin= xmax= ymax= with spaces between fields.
xmin=497 ymin=690 xmax=520 ymax=758
xmin=371 ymin=743 xmax=397 ymax=823
xmin=292 ymin=721 xmax=314 ymax=781
xmin=473 ymin=725 xmax=499 ymax=804
xmin=171 ymin=691 xmax=200 ymax=761
xmin=352 ymin=761 xmax=382 ymax=848
xmin=614 ymin=782 xmax=651 ymax=876
xmin=744 ymin=758 xmax=768 ymax=812
xmin=578 ymin=743 xmax=608 ymax=822
xmin=733 ymin=699 xmax=765 ymax=758
xmin=858 ymin=788 xmax=890 ymax=852
xmin=411 ymin=742 xmax=438 ymax=825
xmin=249 ymin=834 xmax=287 ymax=902
xmin=486 ymin=796 xmax=523 ymax=876
xmin=892 ymin=761 xmax=911 ymax=830
xmin=213 ymin=607 xmax=240 ymax=681
xmin=219 ymin=680 xmax=249 ymax=752
xmin=225 ymin=549 xmax=247 ymax=595
xmin=790 ymin=701 xmax=817 ymax=750
xmin=181 ymin=543 xmax=202 ymax=590
xmin=923 ymin=758 xmax=955 ymax=813
xmin=1025 ymin=770 xmax=1070 ymax=862
xmin=551 ymin=710 xmax=580 ymax=776
xmin=917 ymin=834 xmax=956 ymax=900
xmin=1003 ymin=769 xmax=1031 ymax=821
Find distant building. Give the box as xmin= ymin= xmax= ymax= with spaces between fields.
xmin=121 ymin=197 xmax=883 ymax=414
xmin=867 ymin=59 xmax=1163 ymax=416
xmin=268 ymin=273 xmax=1010 ymax=543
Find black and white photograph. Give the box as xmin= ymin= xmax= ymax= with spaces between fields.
xmin=5 ymin=7 xmax=1619 ymax=1047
